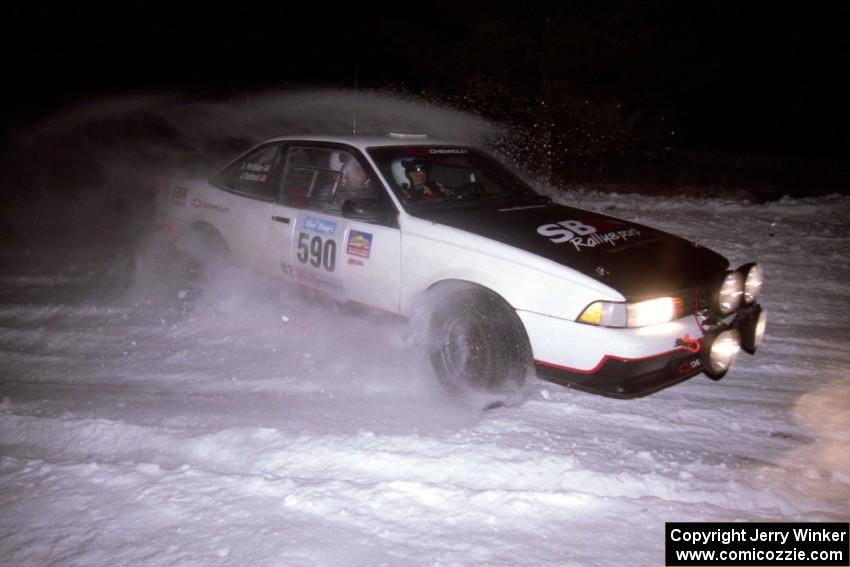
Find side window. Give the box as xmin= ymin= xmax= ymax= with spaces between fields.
xmin=281 ymin=147 xmax=380 ymax=212
xmin=211 ymin=144 xmax=281 ymax=200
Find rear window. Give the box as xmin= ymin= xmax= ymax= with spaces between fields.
xmin=211 ymin=143 xmax=282 ymax=200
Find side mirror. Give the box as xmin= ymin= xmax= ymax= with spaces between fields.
xmin=342 ymin=198 xmax=389 ymax=222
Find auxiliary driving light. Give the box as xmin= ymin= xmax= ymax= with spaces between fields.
xmin=740 ymin=263 xmax=764 ymax=304
xmin=702 ymin=328 xmax=742 ymax=378
xmin=715 ymin=271 xmax=744 ymax=316
xmin=739 ymin=305 xmax=767 ymax=354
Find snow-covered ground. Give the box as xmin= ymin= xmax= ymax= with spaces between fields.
xmin=1 ymin=184 xmax=848 ymax=566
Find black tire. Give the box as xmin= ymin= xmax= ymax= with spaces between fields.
xmin=125 ymin=228 xmax=183 ymax=298
xmin=176 ymin=224 xmax=232 ymax=283
xmin=428 ymin=284 xmax=531 ymax=395
xmin=129 ymin=224 xmax=231 ymax=300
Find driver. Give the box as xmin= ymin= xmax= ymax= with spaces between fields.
xmin=402 ymin=160 xmax=444 ymax=200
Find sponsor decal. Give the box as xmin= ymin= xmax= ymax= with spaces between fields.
xmin=191 ymin=199 xmax=229 ymax=213
xmin=347 ymin=230 xmax=373 ymax=259
xmin=245 ymin=162 xmax=270 ymax=172
xmin=239 ymin=161 xmax=271 ymax=183
xmin=537 ymin=219 xmax=641 ymax=252
xmin=406 ymin=148 xmax=469 ymax=156
xmin=239 ymin=172 xmax=268 ymax=183
xmin=537 ymin=220 xmax=597 ymax=243
xmin=348 ymin=258 xmax=365 ymax=266
xmin=570 ymin=228 xmax=641 ymax=251
xmin=242 ymin=162 xmax=271 ymax=172
xmin=171 ymin=186 xmax=188 ymax=206
xmin=303 ymin=217 xmax=337 ymax=236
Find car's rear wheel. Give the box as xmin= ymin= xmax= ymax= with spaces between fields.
xmin=177 ymin=224 xmax=232 ymax=283
xmin=428 ymin=284 xmax=531 ymax=396
xmin=129 ymin=224 xmax=231 ymax=300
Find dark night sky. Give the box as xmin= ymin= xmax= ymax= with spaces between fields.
xmin=3 ymin=5 xmax=848 ymax=160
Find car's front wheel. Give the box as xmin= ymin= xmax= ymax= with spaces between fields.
xmin=428 ymin=284 xmax=531 ymax=396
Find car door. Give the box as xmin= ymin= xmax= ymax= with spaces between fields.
xmin=269 ymin=143 xmax=402 ymax=314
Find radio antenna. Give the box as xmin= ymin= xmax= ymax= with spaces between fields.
xmin=352 ymin=64 xmax=359 ymax=135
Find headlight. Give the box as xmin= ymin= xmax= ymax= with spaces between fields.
xmin=578 ymin=297 xmax=674 ymax=328
xmin=627 ymin=297 xmax=675 ymax=327
xmin=702 ymin=328 xmax=741 ymax=376
xmin=578 ymin=301 xmax=626 ymax=327
xmin=715 ymin=271 xmax=743 ymax=315
xmin=740 ymin=263 xmax=764 ymax=304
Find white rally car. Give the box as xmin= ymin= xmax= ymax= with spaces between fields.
xmin=160 ymin=134 xmax=766 ymax=398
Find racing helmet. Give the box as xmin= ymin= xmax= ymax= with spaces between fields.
xmin=390 ymin=158 xmax=410 ymax=188
xmin=391 ymin=158 xmax=430 ymax=188
xmin=328 ymin=150 xmax=349 ymax=172
xmin=402 ymin=159 xmax=427 ymax=173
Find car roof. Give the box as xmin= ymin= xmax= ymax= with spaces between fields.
xmin=263 ymin=133 xmax=469 ymax=151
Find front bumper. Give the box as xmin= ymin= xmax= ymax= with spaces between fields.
xmin=535 ymin=349 xmax=703 ymax=398
xmin=521 ymin=303 xmax=764 ymax=398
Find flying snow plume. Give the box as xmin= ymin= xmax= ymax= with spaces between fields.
xmin=3 ymin=89 xmax=502 ymax=241
xmin=0 ymin=88 xmax=515 ymax=424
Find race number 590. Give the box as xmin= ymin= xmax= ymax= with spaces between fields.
xmin=297 ymin=232 xmax=336 ymax=272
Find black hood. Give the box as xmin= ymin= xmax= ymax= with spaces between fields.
xmin=414 ymin=202 xmax=728 ymax=300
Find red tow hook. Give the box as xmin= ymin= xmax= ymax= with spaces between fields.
xmin=676 ymin=334 xmax=701 ymax=353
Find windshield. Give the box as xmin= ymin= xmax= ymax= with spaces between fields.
xmin=367 ymin=146 xmax=543 ymax=210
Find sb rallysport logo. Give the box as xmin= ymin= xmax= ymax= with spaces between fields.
xmin=537 ymin=220 xmax=641 ymax=252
